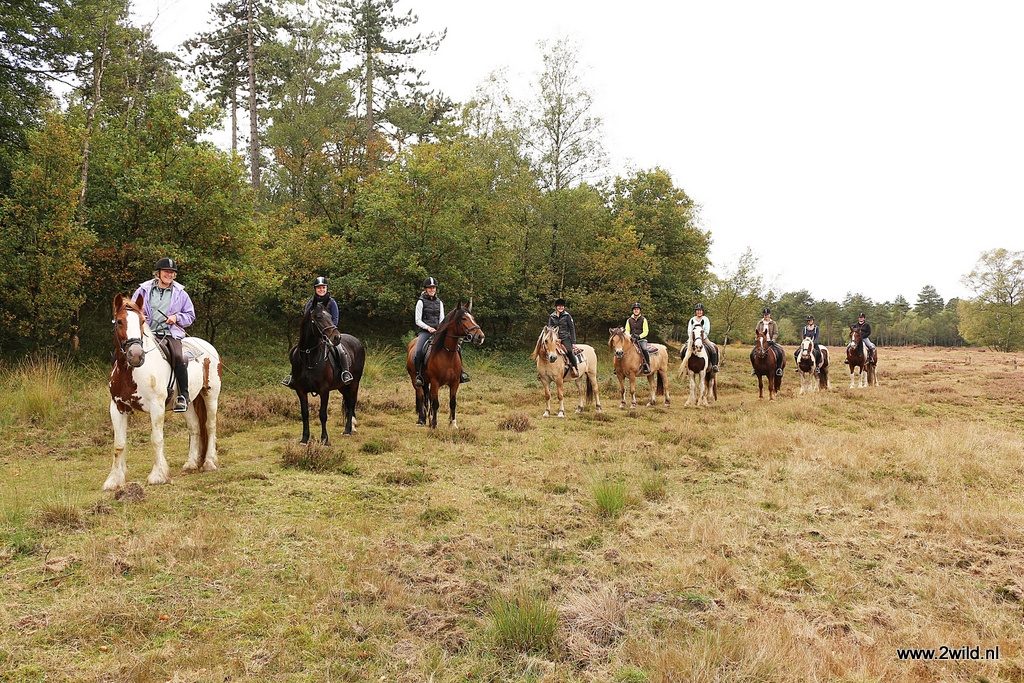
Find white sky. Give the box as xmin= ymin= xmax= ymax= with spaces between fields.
xmin=133 ymin=0 xmax=1024 ymax=304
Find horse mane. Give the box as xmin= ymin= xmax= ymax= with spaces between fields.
xmin=531 ymin=328 xmax=546 ymax=360
xmin=433 ymin=305 xmax=466 ymax=341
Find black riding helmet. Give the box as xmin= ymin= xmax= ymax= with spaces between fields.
xmin=631 ymin=302 xmax=642 ymax=312
xmin=155 ymin=257 xmax=178 ymax=272
xmin=762 ymin=307 xmax=771 ymax=316
xmin=806 ymin=315 xmax=814 ymax=321
xmin=694 ymin=303 xmax=704 ymax=312
xmin=313 ymin=276 xmax=328 ymax=288
xmin=554 ymin=297 xmax=566 ymax=307
xmin=423 ymin=276 xmax=438 ymax=289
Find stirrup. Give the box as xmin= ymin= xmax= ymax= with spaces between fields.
xmin=460 ymin=371 xmax=470 ymax=383
xmin=280 ymin=375 xmax=293 ymax=387
xmin=173 ymin=396 xmax=188 ymax=413
xmin=415 ymin=374 xmax=424 ymax=387
xmin=776 ymin=368 xmax=783 ymax=376
xmin=341 ymin=370 xmax=354 ymax=384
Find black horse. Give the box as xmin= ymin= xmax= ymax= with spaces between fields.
xmin=288 ymin=302 xmax=365 ymax=443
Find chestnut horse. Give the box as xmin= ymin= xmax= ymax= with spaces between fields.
xmin=846 ymin=327 xmax=878 ymax=388
xmin=796 ymin=336 xmax=830 ymax=394
xmin=106 ymin=293 xmax=221 ymax=491
xmin=405 ymin=304 xmax=484 ymax=428
xmin=532 ymin=325 xmax=602 ymax=417
xmin=680 ymin=326 xmax=717 ymax=407
xmin=288 ymin=302 xmax=365 ymax=443
xmin=607 ymin=327 xmax=671 ymax=408
xmin=750 ymin=327 xmax=785 ymax=400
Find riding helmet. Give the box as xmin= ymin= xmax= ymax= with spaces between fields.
xmin=554 ymin=297 xmax=566 ymax=307
xmin=631 ymin=302 xmax=642 ymax=311
xmin=155 ymin=257 xmax=178 ymax=273
xmin=762 ymin=307 xmax=771 ymax=315
xmin=694 ymin=303 xmax=704 ymax=312
xmin=858 ymin=312 xmax=866 ymax=317
xmin=806 ymin=315 xmax=814 ymax=321
xmin=423 ymin=276 xmax=439 ymax=288
xmin=313 ymin=276 xmax=328 ymax=288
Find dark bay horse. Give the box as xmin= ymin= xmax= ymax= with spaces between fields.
xmin=846 ymin=327 xmax=878 ymax=388
xmin=405 ymin=303 xmax=485 ymax=428
xmin=289 ymin=302 xmax=365 ymax=443
xmin=750 ymin=327 xmax=785 ymax=400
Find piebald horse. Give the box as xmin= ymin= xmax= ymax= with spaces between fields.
xmin=106 ymin=293 xmax=222 ymax=491
xmin=846 ymin=327 xmax=878 ymax=388
xmin=607 ymin=327 xmax=671 ymax=409
xmin=532 ymin=325 xmax=602 ymax=417
xmin=680 ymin=326 xmax=717 ymax=407
xmin=796 ymin=336 xmax=830 ymax=394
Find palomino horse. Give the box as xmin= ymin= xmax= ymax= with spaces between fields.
xmin=846 ymin=327 xmax=878 ymax=388
xmin=750 ymin=327 xmax=785 ymax=400
xmin=405 ymin=304 xmax=484 ymax=428
xmin=105 ymin=293 xmax=222 ymax=490
xmin=607 ymin=327 xmax=671 ymax=408
xmin=288 ymin=302 xmax=366 ymax=443
xmin=680 ymin=326 xmax=717 ymax=407
xmin=532 ymin=325 xmax=602 ymax=417
xmin=796 ymin=336 xmax=830 ymax=394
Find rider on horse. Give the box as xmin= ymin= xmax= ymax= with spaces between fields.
xmin=414 ymin=276 xmax=469 ymax=386
xmin=681 ymin=303 xmax=719 ymax=371
xmin=625 ymin=302 xmax=651 ymax=375
xmin=853 ymin=312 xmax=876 ymax=360
xmin=754 ymin=308 xmax=785 ymax=377
xmin=797 ymin=314 xmax=822 ymax=375
xmin=282 ymin=276 xmax=355 ymax=387
xmin=549 ymin=297 xmax=580 ymax=378
xmin=131 ymin=257 xmax=196 ymax=413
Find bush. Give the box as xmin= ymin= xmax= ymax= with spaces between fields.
xmin=489 ymin=590 xmax=558 ymax=655
xmin=592 ymin=478 xmax=628 ymax=519
xmin=497 ymin=413 xmax=533 ymax=432
xmin=281 ymin=442 xmax=357 ymax=475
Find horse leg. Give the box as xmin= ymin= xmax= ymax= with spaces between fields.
xmin=574 ymin=375 xmax=585 ymax=413
xmin=662 ymin=368 xmax=670 ymax=405
xmin=182 ymin=399 xmax=202 ymax=472
xmin=319 ymin=393 xmax=330 ymax=444
xmin=758 ymin=374 xmax=764 ymax=399
xmin=686 ymin=371 xmax=695 ymax=407
xmin=542 ymin=378 xmax=552 ymax=418
xmin=429 ymin=384 xmax=440 ymax=429
xmin=104 ymin=402 xmax=128 ymax=491
xmin=299 ymin=391 xmax=311 ymax=444
xmin=630 ymin=374 xmax=639 ymax=409
xmin=556 ymin=377 xmax=565 ymax=418
xmin=449 ymin=384 xmax=459 ymax=429
xmin=699 ymin=370 xmax=708 ymax=407
xmin=146 ymin=405 xmax=171 ymax=485
xmin=617 ymin=373 xmax=627 ymax=409
xmin=849 ymin=364 xmax=856 ymax=389
xmin=342 ymin=385 xmax=357 ymax=436
xmin=592 ymin=370 xmax=603 ymax=412
xmin=414 ymin=384 xmax=427 ymax=425
xmin=201 ymin=391 xmax=219 ymax=471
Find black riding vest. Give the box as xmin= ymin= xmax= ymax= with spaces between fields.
xmin=419 ymin=293 xmax=441 ymax=328
xmin=627 ymin=315 xmax=646 ymax=337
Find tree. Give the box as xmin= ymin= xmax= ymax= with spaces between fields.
xmin=333 ymin=0 xmax=446 ymax=172
xmin=959 ymin=248 xmax=1024 ymax=351
xmin=529 ymin=38 xmax=603 ymax=192
xmin=706 ymin=248 xmax=765 ymax=345
xmin=914 ymin=284 xmax=944 ymax=318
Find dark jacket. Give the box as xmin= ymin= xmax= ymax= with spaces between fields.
xmin=417 ymin=293 xmax=442 ymax=329
xmin=853 ymin=321 xmax=872 ymax=339
xmin=548 ymin=310 xmax=576 ymax=346
xmin=304 ymin=295 xmax=339 ymax=327
xmin=801 ymin=325 xmax=820 ymax=345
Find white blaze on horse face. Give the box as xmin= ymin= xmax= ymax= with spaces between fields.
xmin=125 ymin=308 xmax=142 ymax=341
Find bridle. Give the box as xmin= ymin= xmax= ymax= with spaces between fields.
xmin=439 ymin=315 xmax=481 ymax=352
xmin=112 ymin=309 xmax=154 ymax=368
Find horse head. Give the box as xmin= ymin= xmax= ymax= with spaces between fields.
xmin=456 ymin=305 xmax=485 ymax=346
xmin=849 ymin=326 xmax=861 ymax=349
xmin=112 ymin=293 xmax=148 ymax=368
xmin=691 ymin=327 xmax=705 ymax=354
xmin=537 ymin=325 xmax=560 ymax=363
xmin=753 ymin=328 xmax=768 ymax=357
xmin=800 ymin=336 xmax=813 ymax=359
xmin=309 ymin=302 xmax=338 ymax=339
xmin=608 ymin=327 xmax=627 ymax=359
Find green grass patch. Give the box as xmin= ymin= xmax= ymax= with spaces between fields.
xmin=281 ymin=442 xmax=358 ymax=475
xmin=378 ymin=467 xmax=433 ymax=486
xmin=488 ymin=590 xmax=558 ymax=656
xmin=2 ymin=354 xmax=69 ymax=424
xmin=640 ymin=474 xmax=667 ymax=501
xmin=419 ymin=505 xmax=458 ymax=525
xmin=592 ymin=478 xmax=628 ymax=519
xmin=360 ymin=437 xmax=398 ymax=454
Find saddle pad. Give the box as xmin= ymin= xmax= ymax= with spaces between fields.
xmin=181 ymin=338 xmax=207 ymax=363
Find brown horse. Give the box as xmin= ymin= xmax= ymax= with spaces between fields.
xmin=796 ymin=336 xmax=829 ymax=394
xmin=533 ymin=325 xmax=602 ymax=417
xmin=750 ymin=327 xmax=785 ymax=400
xmin=405 ymin=304 xmax=484 ymax=428
xmin=846 ymin=327 xmax=878 ymax=388
xmin=607 ymin=327 xmax=671 ymax=408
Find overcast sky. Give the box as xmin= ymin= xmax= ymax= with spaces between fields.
xmin=133 ymin=0 xmax=1024 ymax=304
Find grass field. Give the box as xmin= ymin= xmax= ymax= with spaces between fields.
xmin=2 ymin=343 xmax=1023 ymax=682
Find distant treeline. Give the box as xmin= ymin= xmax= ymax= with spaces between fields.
xmin=1 ymin=2 xmax=1021 ymax=355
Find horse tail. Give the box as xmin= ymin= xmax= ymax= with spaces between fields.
xmin=585 ymin=371 xmax=595 ymax=403
xmin=193 ymin=389 xmax=209 ymax=467
xmin=656 ymin=370 xmax=665 ymax=396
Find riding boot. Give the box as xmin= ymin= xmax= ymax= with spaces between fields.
xmin=335 ymin=343 xmax=354 ymax=384
xmin=415 ymin=358 xmax=424 ymax=386
xmin=173 ymin=362 xmax=189 ymax=413
xmin=567 ymin=348 xmax=580 ymax=377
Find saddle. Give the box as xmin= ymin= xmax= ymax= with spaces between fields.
xmin=155 ymin=336 xmax=208 ymax=403
xmin=556 ymin=342 xmax=585 ymax=378
xmin=632 ymin=340 xmax=658 ymax=355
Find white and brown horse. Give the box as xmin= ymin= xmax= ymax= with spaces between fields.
xmin=608 ymin=327 xmax=671 ymax=409
xmin=796 ymin=336 xmax=830 ymax=394
xmin=106 ymin=293 xmax=222 ymax=491
xmin=680 ymin=326 xmax=717 ymax=407
xmin=532 ymin=326 xmax=601 ymax=417
xmin=846 ymin=327 xmax=878 ymax=388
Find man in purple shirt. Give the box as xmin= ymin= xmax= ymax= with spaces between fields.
xmin=131 ymin=257 xmax=196 ymax=412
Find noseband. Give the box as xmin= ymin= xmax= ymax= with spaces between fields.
xmin=112 ymin=315 xmax=150 ymax=367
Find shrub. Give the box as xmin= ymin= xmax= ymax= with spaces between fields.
xmin=497 ymin=413 xmax=532 ymax=432
xmin=281 ymin=442 xmax=357 ymax=475
xmin=489 ymin=590 xmax=558 ymax=655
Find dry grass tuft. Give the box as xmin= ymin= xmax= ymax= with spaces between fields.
xmin=281 ymin=441 xmax=357 ymax=474
xmin=498 ymin=412 xmax=533 ymax=432
xmin=2 ymin=354 xmax=69 ymax=424
xmin=223 ymin=391 xmax=296 ymax=421
xmin=36 ymin=502 xmax=85 ymax=530
xmin=378 ymin=467 xmax=433 ymax=486
xmin=113 ymin=482 xmax=145 ymax=503
xmin=419 ymin=505 xmax=458 ymax=525
xmin=427 ymin=427 xmax=479 ymax=444
xmin=640 ymin=475 xmax=667 ymax=501
xmin=559 ymin=586 xmax=628 ymax=666
xmin=360 ymin=437 xmax=398 ymax=454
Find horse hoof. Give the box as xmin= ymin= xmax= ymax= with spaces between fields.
xmin=181 ymin=464 xmax=199 ymax=474
xmin=619 ymin=403 xmax=626 ymax=409
xmin=557 ymin=412 xmax=565 ymax=419
xmin=342 ymin=432 xmax=352 ymax=437
xmin=201 ymin=460 xmax=218 ymax=472
xmin=147 ymin=473 xmax=171 ymax=486
xmin=542 ymin=411 xmax=550 ymax=418
xmin=102 ymin=477 xmax=124 ymax=492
